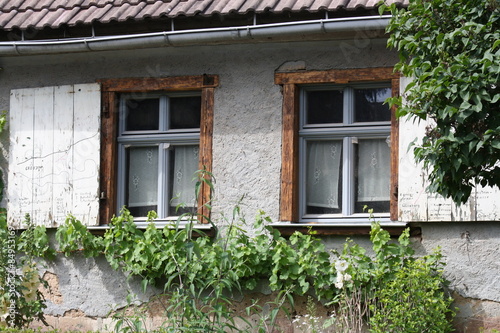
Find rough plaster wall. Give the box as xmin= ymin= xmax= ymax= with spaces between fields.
xmin=412 ymin=223 xmax=500 ymax=331
xmin=39 ymin=247 xmax=158 ymax=317
xmin=416 ymin=223 xmax=500 ymax=301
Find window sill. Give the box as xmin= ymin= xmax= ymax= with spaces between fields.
xmin=269 ymin=221 xmax=413 ymax=236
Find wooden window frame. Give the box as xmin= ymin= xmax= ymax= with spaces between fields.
xmin=275 ymin=68 xmax=400 ymax=223
xmin=98 ymin=75 xmax=218 ymax=224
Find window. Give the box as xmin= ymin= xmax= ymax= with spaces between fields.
xmin=117 ymin=93 xmax=201 ymax=219
xmin=99 ymin=75 xmax=218 ymax=224
xmin=275 ymin=68 xmax=399 ymax=223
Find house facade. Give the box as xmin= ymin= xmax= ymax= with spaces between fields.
xmin=0 ymin=0 xmax=499 ymax=331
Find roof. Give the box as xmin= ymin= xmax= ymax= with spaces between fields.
xmin=0 ymin=0 xmax=408 ymax=31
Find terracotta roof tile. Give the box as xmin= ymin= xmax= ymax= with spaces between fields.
xmin=50 ymin=6 xmax=80 ymax=28
xmin=100 ymin=3 xmax=131 ymax=22
xmin=0 ymin=0 xmax=406 ymax=31
xmin=185 ymin=0 xmax=213 ymax=16
xmin=4 ymin=8 xmax=35 ymax=30
xmin=220 ymin=0 xmax=247 ymax=14
xmin=273 ymin=0 xmax=298 ymax=12
xmin=254 ymin=0 xmax=279 ymax=12
xmin=136 ymin=0 xmax=167 ymax=18
xmin=0 ymin=8 xmax=17 ymax=27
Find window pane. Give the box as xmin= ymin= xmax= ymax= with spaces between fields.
xmin=169 ymin=145 xmax=199 ymax=215
xmin=126 ymin=146 xmax=158 ymax=217
xmin=124 ymin=98 xmax=160 ymax=131
xmin=355 ymin=138 xmax=390 ymax=213
xmin=354 ymin=87 xmax=391 ymax=122
xmin=305 ymin=140 xmax=342 ymax=214
xmin=169 ymin=96 xmax=201 ymax=129
xmin=306 ymin=90 xmax=343 ymax=125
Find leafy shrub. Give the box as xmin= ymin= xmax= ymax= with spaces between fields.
xmin=329 ymin=221 xmax=455 ymax=333
xmin=0 ymin=213 xmax=49 ymax=328
xmin=370 ymin=255 xmax=455 ymax=333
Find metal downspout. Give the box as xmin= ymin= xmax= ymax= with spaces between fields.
xmin=0 ymin=16 xmax=391 ymax=56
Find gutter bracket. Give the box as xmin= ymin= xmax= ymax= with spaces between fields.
xmin=13 ymin=42 xmax=20 ymax=55
xmin=83 ymin=38 xmax=91 ymax=51
xmin=163 ymin=31 xmax=171 ymax=46
xmin=246 ymin=26 xmax=252 ymax=39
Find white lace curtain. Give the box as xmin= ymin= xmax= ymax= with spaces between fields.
xmin=306 ymin=138 xmax=390 ymax=210
xmin=357 ymin=139 xmax=390 ymax=202
xmin=170 ymin=145 xmax=199 ymax=209
xmin=127 ymin=145 xmax=198 ymax=210
xmin=306 ymin=140 xmax=342 ymax=209
xmin=128 ymin=146 xmax=158 ymax=208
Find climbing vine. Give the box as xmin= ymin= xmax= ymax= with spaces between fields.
xmin=2 ymin=204 xmax=455 ymax=331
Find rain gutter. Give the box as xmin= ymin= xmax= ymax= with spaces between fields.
xmin=0 ymin=15 xmax=391 ymax=56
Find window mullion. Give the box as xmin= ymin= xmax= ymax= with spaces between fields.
xmin=298 ymin=137 xmax=306 ymax=219
xmin=344 ymin=87 xmax=353 ymax=125
xmin=116 ymin=144 xmax=126 ymax=212
xmin=158 ymin=143 xmax=168 ymax=219
xmin=343 ymin=88 xmax=354 ymax=216
xmin=161 ymin=96 xmax=168 ymax=131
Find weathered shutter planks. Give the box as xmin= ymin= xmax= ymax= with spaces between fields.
xmin=8 ymin=83 xmax=101 ymax=228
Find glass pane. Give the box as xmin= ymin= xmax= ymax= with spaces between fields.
xmin=305 ymin=140 xmax=343 ymax=215
xmin=169 ymin=145 xmax=199 ymax=215
xmin=126 ymin=146 xmax=158 ymax=217
xmin=306 ymin=90 xmax=343 ymax=125
xmin=169 ymin=96 xmax=201 ymax=129
xmin=125 ymin=98 xmax=160 ymax=131
xmin=355 ymin=138 xmax=390 ymax=213
xmin=354 ymin=87 xmax=391 ymax=122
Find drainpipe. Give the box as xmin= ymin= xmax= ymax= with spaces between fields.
xmin=0 ymin=15 xmax=391 ymax=56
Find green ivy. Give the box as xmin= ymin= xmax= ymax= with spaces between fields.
xmin=382 ymin=0 xmax=500 ymax=204
xmin=1 ymin=205 xmax=456 ymax=331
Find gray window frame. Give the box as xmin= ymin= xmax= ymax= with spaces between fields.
xmin=116 ymin=91 xmax=201 ymax=222
xmin=299 ymin=83 xmax=392 ymax=223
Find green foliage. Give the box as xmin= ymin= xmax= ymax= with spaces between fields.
xmin=370 ymin=253 xmax=455 ymax=333
xmin=2 ymin=193 xmax=456 ymax=332
xmin=269 ymin=229 xmax=334 ymax=299
xmin=0 ymin=111 xmax=7 ymax=203
xmin=329 ymin=221 xmax=455 ymax=333
xmin=54 ymin=209 xmax=455 ymax=332
xmin=382 ymin=0 xmax=500 ymax=204
xmin=17 ymin=215 xmax=56 ymax=261
xmin=0 ymin=213 xmax=49 ymax=328
xmin=1 ymin=207 xmax=457 ymax=332
xmin=55 ymin=215 xmax=103 ymax=258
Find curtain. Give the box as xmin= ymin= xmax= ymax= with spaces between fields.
xmin=127 ymin=146 xmax=158 ymax=207
xmin=306 ymin=140 xmax=342 ymax=209
xmin=170 ymin=145 xmax=199 ymax=209
xmin=357 ymin=138 xmax=390 ymax=201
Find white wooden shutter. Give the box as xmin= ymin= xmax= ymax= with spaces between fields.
xmin=7 ymin=83 xmax=101 ymax=228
